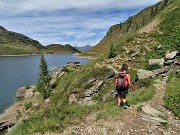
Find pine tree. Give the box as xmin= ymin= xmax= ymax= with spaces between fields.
xmin=36 ymin=55 xmax=51 ymax=99
xmin=136 ymin=22 xmax=139 ymax=30
xmin=142 ymin=18 xmax=145 ymax=26
xmin=119 ymin=22 xmax=122 ymax=29
xmin=150 ymin=7 xmax=154 ymax=17
xmin=162 ymin=0 xmax=168 ymax=9
xmin=154 ymin=4 xmax=158 ymax=16
xmin=127 ymin=16 xmax=133 ymax=32
xmin=164 ymin=0 xmax=168 ymax=6
xmin=108 ymin=44 xmax=116 ymax=58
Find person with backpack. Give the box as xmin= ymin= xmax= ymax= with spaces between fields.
xmin=115 ymin=64 xmax=132 ymax=109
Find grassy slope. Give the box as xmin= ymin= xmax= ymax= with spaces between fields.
xmin=8 ymin=60 xmax=155 ymax=135
xmin=165 ymin=76 xmax=180 ymax=118
xmin=0 ymin=28 xmax=79 ymax=55
xmin=0 ymin=43 xmax=79 ymax=55
xmin=7 ymin=0 xmax=180 ymax=134
xmin=86 ymin=0 xmax=165 ymax=55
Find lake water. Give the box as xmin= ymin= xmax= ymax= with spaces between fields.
xmin=0 ymin=54 xmax=90 ymax=114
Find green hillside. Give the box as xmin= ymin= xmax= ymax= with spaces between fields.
xmin=45 ymin=44 xmax=80 ymax=54
xmin=86 ymin=0 xmax=179 ymax=56
xmin=4 ymin=0 xmax=180 ymax=134
xmin=0 ymin=26 xmax=79 ymax=55
xmin=0 ymin=26 xmax=45 ymax=55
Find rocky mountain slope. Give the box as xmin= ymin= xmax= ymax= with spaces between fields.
xmin=86 ymin=0 xmax=179 ymax=56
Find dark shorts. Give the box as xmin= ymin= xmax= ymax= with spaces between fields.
xmin=117 ymin=87 xmax=128 ymax=98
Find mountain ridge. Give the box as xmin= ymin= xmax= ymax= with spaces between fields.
xmin=0 ymin=26 xmax=79 ymax=55
xmin=74 ymin=45 xmax=93 ymax=52
xmin=86 ymin=0 xmax=176 ymax=55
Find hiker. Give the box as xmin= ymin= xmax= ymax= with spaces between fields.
xmin=115 ymin=64 xmax=132 ymax=109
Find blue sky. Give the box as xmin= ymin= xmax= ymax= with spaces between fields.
xmin=0 ymin=0 xmax=161 ymax=47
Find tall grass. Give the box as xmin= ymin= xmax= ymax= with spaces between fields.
xmin=164 ymin=77 xmax=180 ymax=118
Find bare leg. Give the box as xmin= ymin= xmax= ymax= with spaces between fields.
xmin=123 ymin=98 xmax=126 ymax=104
xmin=117 ymin=95 xmax=121 ymax=106
xmin=123 ymin=97 xmax=127 ymax=109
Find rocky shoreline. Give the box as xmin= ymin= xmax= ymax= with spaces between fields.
xmin=0 ymin=66 xmax=65 ymax=132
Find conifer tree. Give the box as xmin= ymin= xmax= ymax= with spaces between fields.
xmin=36 ymin=55 xmax=51 ymax=99
xmin=164 ymin=0 xmax=168 ymax=6
xmin=150 ymin=7 xmax=154 ymax=17
xmin=108 ymin=44 xmax=116 ymax=58
xmin=154 ymin=4 xmax=158 ymax=16
xmin=119 ymin=22 xmax=122 ymax=29
xmin=127 ymin=16 xmax=132 ymax=32
xmin=142 ymin=18 xmax=145 ymax=26
xmin=162 ymin=0 xmax=169 ymax=9
xmin=136 ymin=22 xmax=139 ymax=30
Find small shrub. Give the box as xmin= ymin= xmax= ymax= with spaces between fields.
xmin=127 ymin=87 xmax=155 ymax=105
xmin=108 ymin=44 xmax=116 ymax=58
xmin=164 ymin=78 xmax=180 ymax=118
xmin=25 ymin=86 xmax=31 ymax=89
xmin=175 ymin=71 xmax=180 ymax=78
xmin=24 ymin=101 xmax=32 ymax=110
xmin=136 ymin=78 xmax=152 ymax=88
xmin=62 ymin=67 xmax=71 ymax=73
xmin=125 ymin=36 xmax=133 ymax=42
xmin=90 ymin=67 xmax=111 ymax=79
xmin=145 ymin=64 xmax=161 ymax=71
xmin=128 ymin=50 xmax=135 ymax=55
xmin=83 ymin=83 xmax=95 ymax=89
xmin=16 ymin=110 xmax=22 ymax=119
xmin=137 ymin=105 xmax=143 ymax=112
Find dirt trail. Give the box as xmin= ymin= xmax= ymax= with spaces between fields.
xmin=58 ymin=77 xmax=180 ymax=135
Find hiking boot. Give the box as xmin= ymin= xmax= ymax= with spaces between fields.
xmin=123 ymin=105 xmax=127 ymax=109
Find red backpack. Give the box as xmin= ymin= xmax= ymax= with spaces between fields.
xmin=116 ymin=71 xmax=128 ymax=88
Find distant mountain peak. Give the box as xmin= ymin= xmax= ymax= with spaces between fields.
xmin=74 ymin=45 xmax=93 ymax=52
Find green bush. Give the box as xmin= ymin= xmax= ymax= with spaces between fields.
xmin=92 ymin=67 xmax=111 ymax=79
xmin=25 ymin=86 xmax=31 ymax=89
xmin=127 ymin=87 xmax=155 ymax=105
xmin=108 ymin=44 xmax=116 ymax=58
xmin=62 ymin=67 xmax=71 ymax=73
xmin=83 ymin=83 xmax=95 ymax=89
xmin=158 ymin=7 xmax=180 ymax=51
xmin=164 ymin=78 xmax=180 ymax=118
xmin=16 ymin=110 xmax=22 ymax=119
xmin=145 ymin=64 xmax=161 ymax=71
xmin=128 ymin=50 xmax=135 ymax=55
xmin=175 ymin=71 xmax=180 ymax=78
xmin=136 ymin=78 xmax=152 ymax=88
xmin=137 ymin=105 xmax=143 ymax=112
xmin=24 ymin=101 xmax=32 ymax=110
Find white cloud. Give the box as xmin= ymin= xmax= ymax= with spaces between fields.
xmin=0 ymin=0 xmax=161 ymax=15
xmin=0 ymin=0 xmax=161 ymax=46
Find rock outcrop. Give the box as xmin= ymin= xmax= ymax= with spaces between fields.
xmin=137 ymin=69 xmax=154 ymax=79
xmin=165 ymin=50 xmax=179 ymax=60
xmin=149 ymin=58 xmax=165 ymax=66
xmin=16 ymin=86 xmax=34 ymax=98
